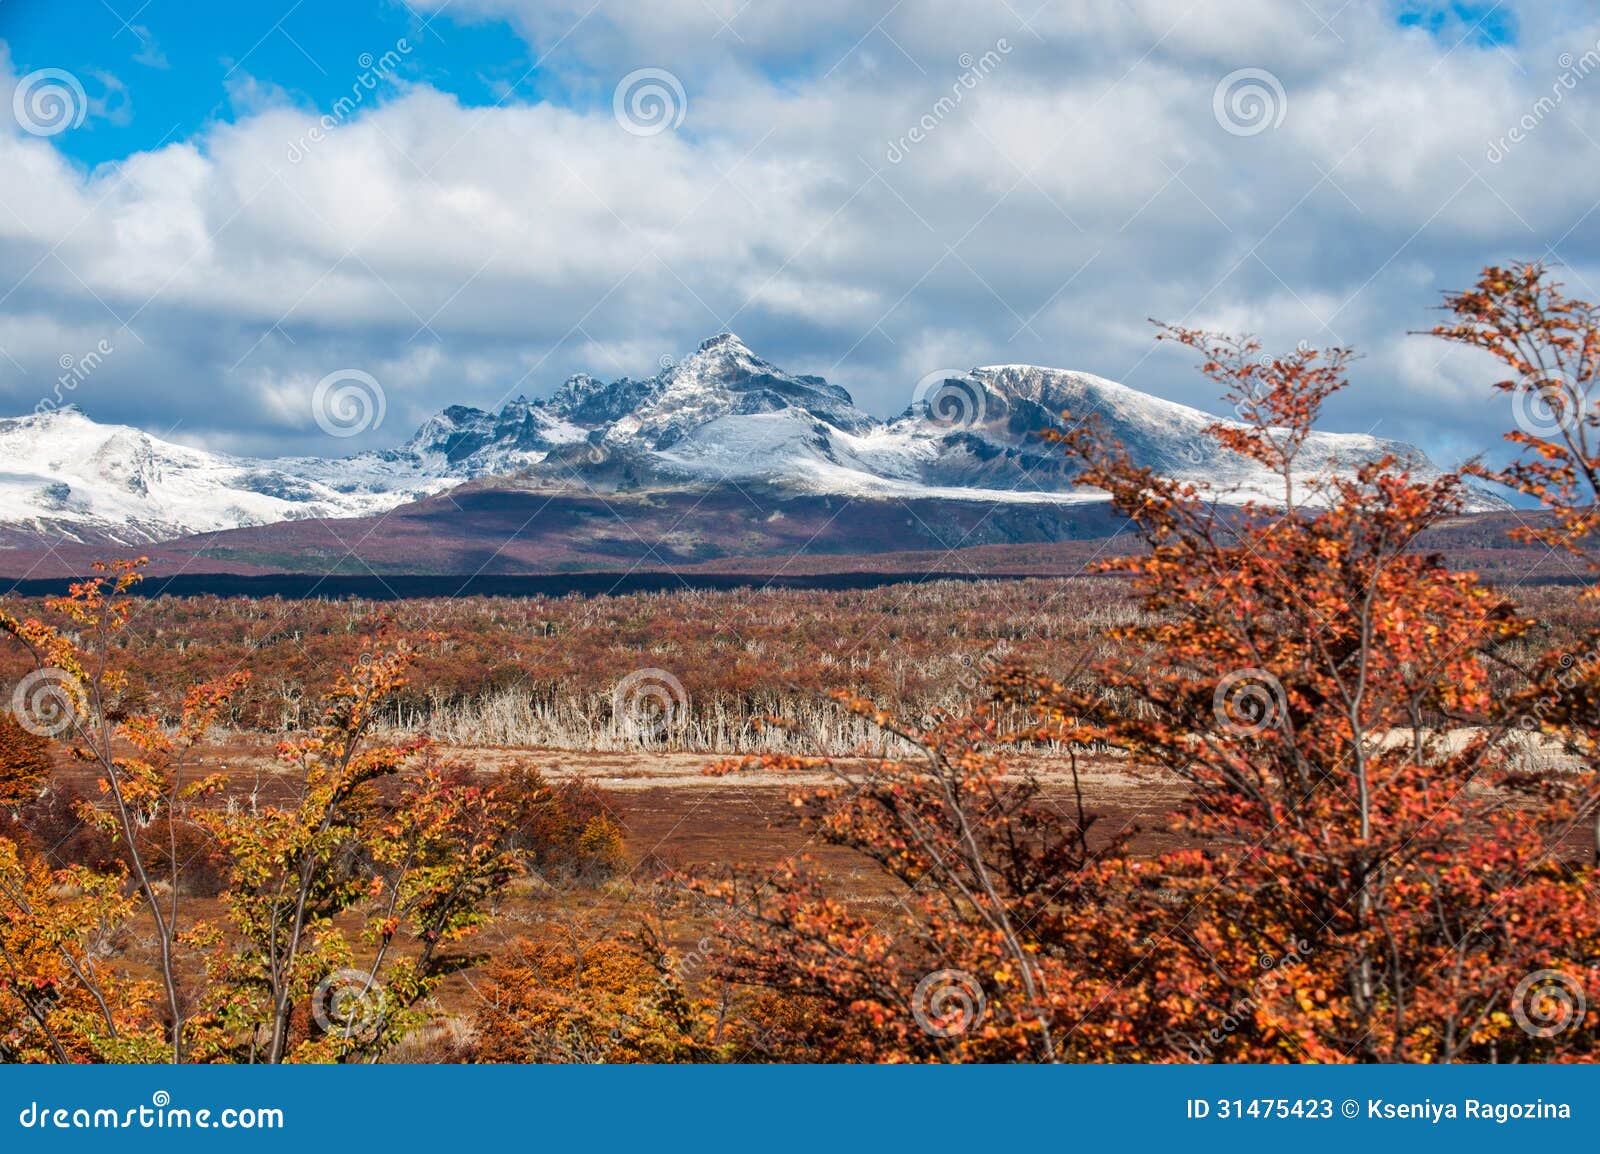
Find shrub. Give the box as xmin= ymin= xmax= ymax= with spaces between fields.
xmin=0 ymin=712 xmax=50 ymax=810
xmin=470 ymin=923 xmax=712 ymax=1063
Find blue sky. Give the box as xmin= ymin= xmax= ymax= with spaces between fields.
xmin=1396 ymin=2 xmax=1517 ymax=46
xmin=0 ymin=0 xmax=1594 ymax=464
xmin=0 ymin=1 xmax=533 ymax=166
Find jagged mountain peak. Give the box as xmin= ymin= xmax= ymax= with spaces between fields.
xmin=550 ymin=372 xmax=603 ymax=403
xmin=0 ymin=339 xmax=1504 ymax=549
xmin=695 ymin=330 xmax=752 ymax=355
xmin=547 ymin=370 xmax=660 ymax=428
xmin=627 ymin=332 xmax=874 ymax=442
xmin=663 ymin=331 xmax=787 ymax=389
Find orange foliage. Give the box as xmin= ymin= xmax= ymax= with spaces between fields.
xmin=687 ymin=289 xmax=1600 ymax=1063
xmin=0 ymin=713 xmax=50 ymax=811
xmin=472 ymin=922 xmax=714 ymax=1063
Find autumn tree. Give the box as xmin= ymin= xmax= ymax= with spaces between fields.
xmin=187 ymin=642 xmax=529 ymax=1064
xmin=685 ymin=708 xmax=1117 ymax=1062
xmin=1003 ymin=322 xmax=1600 ymax=1061
xmin=472 ymin=918 xmax=716 ymax=1063
xmin=0 ymin=560 xmax=245 ymax=1062
xmin=691 ymin=308 xmax=1600 ymax=1064
xmin=1434 ymin=264 xmax=1600 ymax=861
xmin=1 ymin=583 xmax=542 ymax=1065
xmin=1432 ymin=262 xmax=1600 ymax=556
xmin=0 ymin=837 xmax=162 ymax=1062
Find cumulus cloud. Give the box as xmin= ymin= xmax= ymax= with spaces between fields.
xmin=0 ymin=2 xmax=1598 ymax=461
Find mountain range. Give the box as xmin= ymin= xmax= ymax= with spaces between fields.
xmin=0 ymin=333 xmax=1498 ymax=574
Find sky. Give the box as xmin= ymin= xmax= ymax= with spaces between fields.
xmin=0 ymin=0 xmax=1595 ymax=464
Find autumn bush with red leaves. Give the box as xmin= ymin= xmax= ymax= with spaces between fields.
xmin=686 ymin=265 xmax=1600 ymax=1064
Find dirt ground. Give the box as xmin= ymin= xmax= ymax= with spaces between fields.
xmin=49 ymin=734 xmax=1586 ymax=883
xmin=153 ymin=737 xmax=1199 ymax=872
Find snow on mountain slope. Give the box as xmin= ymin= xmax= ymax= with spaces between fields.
xmin=643 ymin=406 xmax=1099 ymax=505
xmin=0 ymin=409 xmax=453 ymax=545
xmin=400 ymin=397 xmax=590 ymax=473
xmin=566 ymin=338 xmax=1496 ymax=510
xmin=865 ymin=364 xmax=1478 ymax=508
xmin=0 ymin=333 xmax=1501 ymax=547
xmin=600 ymin=332 xmax=874 ymax=450
xmin=0 ymin=393 xmax=591 ymax=546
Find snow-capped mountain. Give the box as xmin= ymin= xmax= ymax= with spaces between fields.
xmin=457 ymin=332 xmax=1488 ymax=510
xmin=0 ymin=333 xmax=1497 ymax=547
xmin=399 ymin=397 xmax=590 ymax=474
xmin=868 ymin=363 xmax=1455 ymax=506
xmin=0 ymin=407 xmax=458 ymax=545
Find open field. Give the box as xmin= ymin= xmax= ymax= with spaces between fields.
xmin=0 ymin=576 xmax=1136 ymax=754
xmin=1 ymin=574 xmax=1589 ymax=755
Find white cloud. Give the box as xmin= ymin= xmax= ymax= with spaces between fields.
xmin=0 ymin=3 xmax=1598 ymax=463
